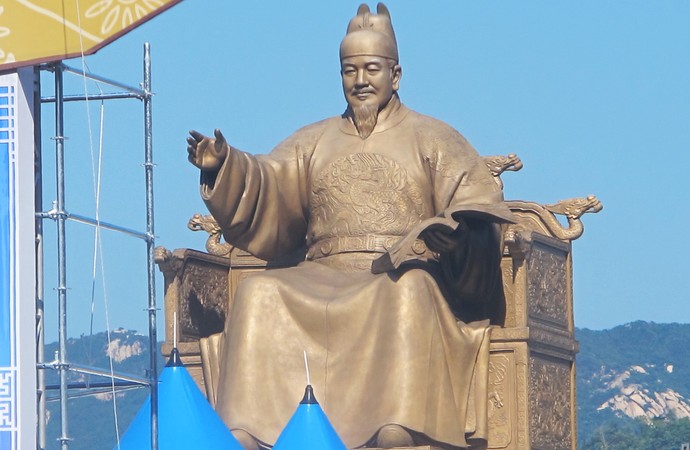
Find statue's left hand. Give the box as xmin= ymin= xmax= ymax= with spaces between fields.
xmin=421 ymin=218 xmax=468 ymax=253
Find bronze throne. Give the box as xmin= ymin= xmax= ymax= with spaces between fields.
xmin=156 ymin=153 xmax=601 ymax=450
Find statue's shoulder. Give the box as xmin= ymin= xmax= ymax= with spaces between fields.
xmin=403 ymin=108 xmax=474 ymax=154
xmin=401 ymin=107 xmax=490 ymax=182
xmin=269 ymin=116 xmax=337 ymax=158
xmin=293 ymin=116 xmax=338 ymax=136
xmin=274 ymin=117 xmax=337 ymax=150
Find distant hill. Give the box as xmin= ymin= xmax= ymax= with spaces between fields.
xmin=577 ymin=321 xmax=690 ymax=449
xmin=42 ymin=322 xmax=690 ymax=449
xmin=43 ymin=329 xmax=163 ymax=450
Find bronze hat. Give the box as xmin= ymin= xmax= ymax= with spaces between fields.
xmin=340 ymin=3 xmax=399 ymax=62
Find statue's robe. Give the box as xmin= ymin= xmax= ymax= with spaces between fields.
xmin=201 ymin=103 xmax=508 ymax=449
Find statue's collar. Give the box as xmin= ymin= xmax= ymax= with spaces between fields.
xmin=339 ymin=99 xmax=410 ymax=137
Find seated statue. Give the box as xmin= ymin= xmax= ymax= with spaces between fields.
xmin=186 ymin=4 xmax=514 ymax=449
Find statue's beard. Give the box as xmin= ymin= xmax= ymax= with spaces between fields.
xmin=351 ymin=104 xmax=379 ymax=139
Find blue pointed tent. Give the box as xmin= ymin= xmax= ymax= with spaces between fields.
xmin=115 ymin=348 xmax=243 ymax=450
xmin=272 ymin=385 xmax=347 ymax=450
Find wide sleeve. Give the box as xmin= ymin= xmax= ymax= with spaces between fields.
xmin=418 ymin=117 xmax=510 ymax=323
xmin=200 ymin=122 xmax=326 ymax=261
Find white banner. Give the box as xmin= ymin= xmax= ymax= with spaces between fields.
xmin=0 ymin=68 xmax=36 ymax=450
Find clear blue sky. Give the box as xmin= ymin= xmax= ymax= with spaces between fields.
xmin=38 ymin=1 xmax=690 ymax=340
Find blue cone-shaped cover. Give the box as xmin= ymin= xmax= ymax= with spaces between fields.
xmin=272 ymin=385 xmax=347 ymax=450
xmin=115 ymin=350 xmax=242 ymax=450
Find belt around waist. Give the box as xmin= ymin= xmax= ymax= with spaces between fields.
xmin=306 ymin=234 xmax=432 ymax=260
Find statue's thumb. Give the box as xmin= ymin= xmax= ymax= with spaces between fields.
xmin=214 ymin=128 xmax=226 ymax=145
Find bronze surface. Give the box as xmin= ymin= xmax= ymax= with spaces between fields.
xmin=176 ymin=3 xmax=602 ymax=450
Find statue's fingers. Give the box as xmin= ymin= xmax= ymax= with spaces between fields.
xmin=186 ymin=137 xmax=198 ymax=147
xmin=438 ymin=234 xmax=456 ymax=247
xmin=189 ymin=130 xmax=205 ymax=141
xmin=422 ymin=231 xmax=443 ymax=248
xmin=214 ymin=128 xmax=226 ymax=144
xmin=429 ymin=232 xmax=452 ymax=247
xmin=423 ymin=229 xmax=460 ymax=253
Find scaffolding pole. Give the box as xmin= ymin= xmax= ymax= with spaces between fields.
xmin=37 ymin=44 xmax=158 ymax=450
xmin=52 ymin=61 xmax=70 ymax=450
xmin=143 ymin=42 xmax=159 ymax=450
xmin=34 ymin=63 xmax=47 ymax=450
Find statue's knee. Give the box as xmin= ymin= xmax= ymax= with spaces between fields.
xmin=231 ymin=429 xmax=259 ymax=450
xmin=375 ymin=424 xmax=414 ymax=448
xmin=234 ymin=274 xmax=280 ymax=306
xmin=395 ymin=267 xmax=437 ymax=288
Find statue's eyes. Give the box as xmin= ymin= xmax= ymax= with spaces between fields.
xmin=342 ymin=67 xmax=357 ymax=76
xmin=366 ymin=65 xmax=381 ymax=74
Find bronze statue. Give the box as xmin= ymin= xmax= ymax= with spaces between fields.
xmin=186 ymin=4 xmax=514 ymax=449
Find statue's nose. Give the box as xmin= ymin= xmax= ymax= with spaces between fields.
xmin=355 ymin=69 xmax=368 ymax=87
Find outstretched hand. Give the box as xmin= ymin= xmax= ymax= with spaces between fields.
xmin=187 ymin=128 xmax=229 ymax=172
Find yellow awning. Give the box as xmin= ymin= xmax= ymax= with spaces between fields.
xmin=0 ymin=0 xmax=181 ymax=71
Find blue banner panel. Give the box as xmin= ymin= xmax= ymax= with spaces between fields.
xmin=0 ymin=80 xmax=14 ymax=450
xmin=0 ymin=430 xmax=12 ymax=450
xmin=0 ymin=94 xmax=9 ymax=368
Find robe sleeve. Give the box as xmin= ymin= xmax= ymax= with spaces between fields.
xmin=418 ymin=117 xmax=510 ymax=323
xmin=199 ymin=121 xmax=326 ymax=261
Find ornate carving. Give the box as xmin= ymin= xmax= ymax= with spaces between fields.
xmin=529 ymin=358 xmax=572 ymax=450
xmin=178 ymin=260 xmax=228 ymax=339
xmin=506 ymin=250 xmax=528 ymax=329
xmin=154 ymin=246 xmax=182 ymax=280
xmin=310 ymin=153 xmax=426 ymax=239
xmin=488 ymin=353 xmax=513 ymax=448
xmin=545 ymin=195 xmax=603 ymax=224
xmin=515 ymin=353 xmax=529 ymax=450
xmin=500 ymin=261 xmax=517 ymax=327
xmin=503 ymin=224 xmax=532 ymax=261
xmin=528 ymin=322 xmax=578 ymax=360
xmin=188 ymin=213 xmax=232 ymax=257
xmin=491 ymin=327 xmax=529 ymax=342
xmin=527 ymin=243 xmax=567 ymax=327
xmin=483 ymin=154 xmax=523 ymax=190
xmin=507 ymin=195 xmax=602 ymax=241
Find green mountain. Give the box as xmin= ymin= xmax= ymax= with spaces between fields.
xmin=43 ymin=329 xmax=163 ymax=450
xmin=577 ymin=321 xmax=690 ymax=449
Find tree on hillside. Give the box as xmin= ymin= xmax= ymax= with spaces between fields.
xmin=581 ymin=418 xmax=690 ymax=450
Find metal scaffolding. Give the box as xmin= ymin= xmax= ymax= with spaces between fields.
xmin=35 ymin=44 xmax=158 ymax=450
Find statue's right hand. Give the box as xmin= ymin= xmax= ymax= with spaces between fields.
xmin=187 ymin=129 xmax=229 ymax=172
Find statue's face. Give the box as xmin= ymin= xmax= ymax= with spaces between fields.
xmin=340 ymin=55 xmax=401 ymax=111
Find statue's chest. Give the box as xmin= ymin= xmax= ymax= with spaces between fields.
xmin=307 ymin=149 xmax=430 ymax=240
